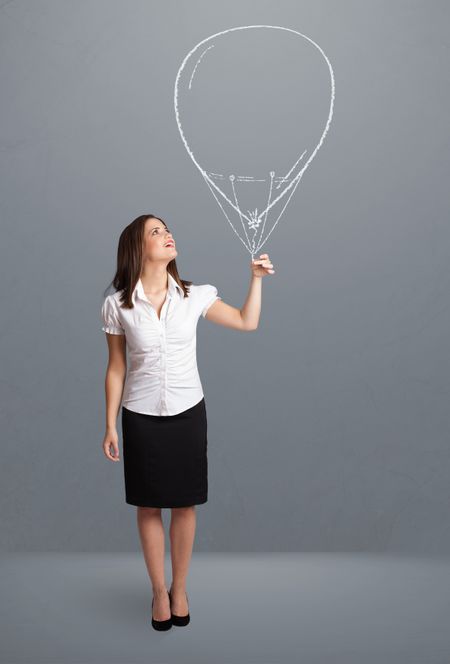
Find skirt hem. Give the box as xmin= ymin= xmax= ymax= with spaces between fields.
xmin=125 ymin=495 xmax=208 ymax=508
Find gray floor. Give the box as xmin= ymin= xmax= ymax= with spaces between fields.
xmin=1 ymin=552 xmax=450 ymax=663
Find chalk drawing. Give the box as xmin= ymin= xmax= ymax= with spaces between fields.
xmin=174 ymin=25 xmax=335 ymax=259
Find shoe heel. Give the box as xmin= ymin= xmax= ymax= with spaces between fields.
xmin=151 ymin=589 xmax=172 ymax=631
xmin=169 ymin=588 xmax=191 ymax=626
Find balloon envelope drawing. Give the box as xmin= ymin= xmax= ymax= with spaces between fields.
xmin=174 ymin=25 xmax=335 ymax=258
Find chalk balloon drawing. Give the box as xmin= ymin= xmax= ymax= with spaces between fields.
xmin=174 ymin=25 xmax=335 ymax=259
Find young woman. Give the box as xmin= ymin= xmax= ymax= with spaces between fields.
xmin=100 ymin=213 xmax=274 ymax=630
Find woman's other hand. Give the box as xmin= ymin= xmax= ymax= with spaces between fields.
xmin=102 ymin=428 xmax=121 ymax=462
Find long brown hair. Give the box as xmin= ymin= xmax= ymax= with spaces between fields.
xmin=103 ymin=214 xmax=192 ymax=308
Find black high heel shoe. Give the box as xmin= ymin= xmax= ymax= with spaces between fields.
xmin=168 ymin=588 xmax=190 ymax=626
xmin=151 ymin=588 xmax=172 ymax=631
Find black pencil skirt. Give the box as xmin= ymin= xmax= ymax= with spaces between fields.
xmin=121 ymin=397 xmax=208 ymax=508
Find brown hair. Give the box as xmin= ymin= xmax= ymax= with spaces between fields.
xmin=103 ymin=214 xmax=192 ymax=308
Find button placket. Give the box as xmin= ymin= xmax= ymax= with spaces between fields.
xmin=158 ymin=295 xmax=170 ymax=415
xmin=139 ymin=287 xmax=173 ymax=416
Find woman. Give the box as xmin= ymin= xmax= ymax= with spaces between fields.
xmin=100 ymin=213 xmax=274 ymax=630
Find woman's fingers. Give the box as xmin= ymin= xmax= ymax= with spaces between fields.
xmin=251 ymin=253 xmax=275 ymax=274
xmin=110 ymin=443 xmax=120 ymax=461
xmin=252 ymin=259 xmax=273 ymax=267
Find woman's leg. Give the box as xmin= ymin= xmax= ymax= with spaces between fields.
xmin=169 ymin=506 xmax=196 ymax=614
xmin=137 ymin=506 xmax=171 ymax=620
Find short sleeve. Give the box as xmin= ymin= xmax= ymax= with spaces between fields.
xmin=101 ymin=295 xmax=125 ymax=335
xmin=201 ymin=284 xmax=221 ymax=318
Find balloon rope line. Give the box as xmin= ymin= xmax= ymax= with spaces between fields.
xmin=230 ymin=175 xmax=252 ymax=250
xmin=275 ymin=149 xmax=308 ymax=190
xmin=255 ymin=169 xmax=303 ymax=254
xmin=256 ymin=171 xmax=275 ymax=251
xmin=202 ymin=174 xmax=252 ymax=254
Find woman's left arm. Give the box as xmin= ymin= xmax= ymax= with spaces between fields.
xmin=204 ymin=253 xmax=275 ymax=331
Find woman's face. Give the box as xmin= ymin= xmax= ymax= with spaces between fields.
xmin=143 ymin=218 xmax=177 ymax=262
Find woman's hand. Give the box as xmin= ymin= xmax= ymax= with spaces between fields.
xmin=251 ymin=253 xmax=275 ymax=277
xmin=102 ymin=428 xmax=121 ymax=462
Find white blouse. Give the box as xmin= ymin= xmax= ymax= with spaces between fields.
xmin=101 ymin=273 xmax=221 ymax=416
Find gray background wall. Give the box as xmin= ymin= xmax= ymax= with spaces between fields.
xmin=1 ymin=0 xmax=450 ymax=553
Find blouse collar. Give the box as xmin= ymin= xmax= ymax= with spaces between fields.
xmin=133 ymin=272 xmax=183 ymax=303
